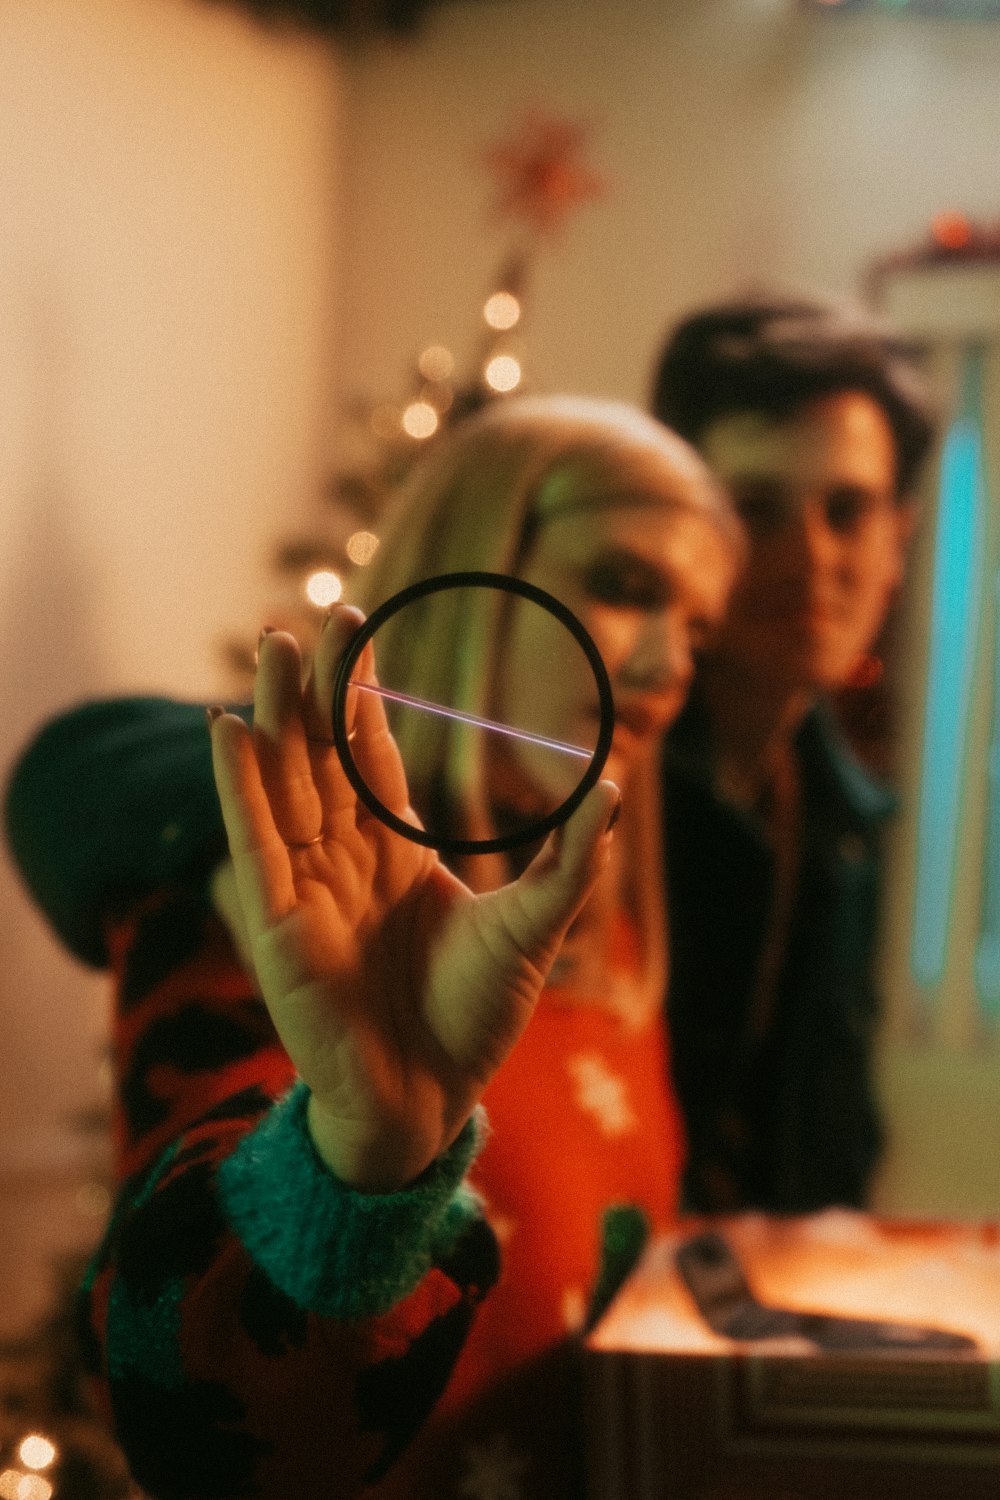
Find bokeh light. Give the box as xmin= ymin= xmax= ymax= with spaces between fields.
xmin=305 ymin=569 xmax=343 ymax=607
xmin=346 ymin=530 xmax=380 ymax=566
xmin=402 ymin=401 xmax=439 ymax=439
xmin=18 ymin=1478 xmax=52 ymax=1500
xmin=418 ymin=344 xmax=454 ymax=381
xmin=17 ymin=1439 xmax=56 ymax=1474
xmin=483 ymin=291 xmax=521 ymax=331
xmin=484 ymin=354 xmax=522 ymax=393
xmin=0 ymin=1476 xmax=53 ymax=1500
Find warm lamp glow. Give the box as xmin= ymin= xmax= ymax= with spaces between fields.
xmin=305 ymin=569 xmax=343 ymax=607
xmin=483 ymin=291 xmax=521 ymax=331
xmin=346 ymin=530 xmax=380 ymax=566
xmin=484 ymin=354 xmax=522 ymax=392
xmin=587 ymin=1216 xmax=1000 ymax=1357
xmin=402 ymin=401 xmax=439 ymax=439
xmin=418 ymin=344 xmax=454 ymax=381
xmin=16 ymin=1440 xmax=56 ymax=1475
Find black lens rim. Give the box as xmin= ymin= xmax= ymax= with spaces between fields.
xmin=331 ymin=570 xmax=615 ymax=856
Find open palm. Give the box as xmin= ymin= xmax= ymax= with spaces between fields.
xmin=209 ymin=607 xmax=618 ymax=1192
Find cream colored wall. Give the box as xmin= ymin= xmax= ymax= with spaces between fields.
xmin=334 ymin=0 xmax=1000 ymax=1217
xmin=0 ymin=0 xmax=343 ymax=1333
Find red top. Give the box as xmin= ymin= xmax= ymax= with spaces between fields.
xmin=83 ymin=888 xmax=684 ymax=1499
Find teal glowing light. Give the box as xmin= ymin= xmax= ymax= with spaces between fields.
xmin=975 ymin=564 xmax=1000 ymax=1023
xmin=911 ymin=345 xmax=986 ymax=994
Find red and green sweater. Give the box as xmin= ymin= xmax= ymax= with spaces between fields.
xmin=6 ymin=698 xmax=685 ymax=1499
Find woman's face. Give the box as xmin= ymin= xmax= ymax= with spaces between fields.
xmin=492 ymin=492 xmax=736 ymax=799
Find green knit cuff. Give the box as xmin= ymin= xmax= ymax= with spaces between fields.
xmin=217 ymin=1083 xmax=487 ymax=1319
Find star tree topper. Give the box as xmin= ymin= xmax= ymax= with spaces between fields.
xmin=481 ymin=111 xmax=609 ymax=237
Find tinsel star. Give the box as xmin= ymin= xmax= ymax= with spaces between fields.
xmin=481 ymin=112 xmax=608 ymax=237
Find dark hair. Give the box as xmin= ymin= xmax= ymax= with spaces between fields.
xmin=651 ymin=292 xmax=937 ymax=498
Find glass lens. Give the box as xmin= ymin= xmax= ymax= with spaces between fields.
xmin=332 ymin=574 xmax=613 ymax=856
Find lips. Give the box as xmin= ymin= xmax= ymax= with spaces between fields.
xmin=611 ymin=700 xmax=665 ymax=742
xmin=584 ymin=697 xmax=673 ymax=754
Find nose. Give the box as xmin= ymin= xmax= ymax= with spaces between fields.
xmin=620 ymin=612 xmax=694 ymax=701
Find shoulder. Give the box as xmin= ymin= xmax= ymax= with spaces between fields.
xmin=4 ymin=695 xmax=251 ymax=966
xmin=796 ymin=703 xmax=897 ymax=828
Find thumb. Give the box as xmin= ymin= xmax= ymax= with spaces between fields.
xmin=505 ymin=780 xmax=622 ymax=954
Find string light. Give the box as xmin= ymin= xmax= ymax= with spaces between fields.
xmin=346 ymin=531 xmax=380 ymax=566
xmin=417 ymin=345 xmax=454 ymax=381
xmin=401 ymin=401 xmax=439 ymax=439
xmin=304 ymin=569 xmax=343 ymax=607
xmin=0 ymin=1475 xmax=52 ymax=1500
xmin=16 ymin=1439 xmax=56 ymax=1474
xmin=483 ymin=291 xmax=521 ymax=331
xmin=401 ymin=401 xmax=439 ymax=438
xmin=484 ymin=354 xmax=522 ymax=393
xmin=18 ymin=1478 xmax=52 ymax=1500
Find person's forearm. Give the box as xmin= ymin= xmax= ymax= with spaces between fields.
xmin=84 ymin=1085 xmax=496 ymax=1498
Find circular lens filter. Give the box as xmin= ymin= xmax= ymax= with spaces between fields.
xmin=331 ymin=571 xmax=615 ymax=857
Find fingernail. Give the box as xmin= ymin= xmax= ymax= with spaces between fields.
xmin=606 ymin=793 xmax=623 ymax=833
xmin=257 ymin=625 xmax=276 ymax=648
xmin=206 ymin=705 xmax=224 ymax=726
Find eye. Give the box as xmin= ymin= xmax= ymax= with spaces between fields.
xmin=583 ymin=552 xmax=669 ymax=610
xmin=824 ymin=486 xmax=882 ymax=535
xmin=729 ymin=481 xmax=788 ymax=539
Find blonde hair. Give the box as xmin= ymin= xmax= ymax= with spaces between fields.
xmin=347 ymin=394 xmax=737 ymax=1024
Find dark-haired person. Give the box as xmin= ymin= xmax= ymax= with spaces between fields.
xmin=651 ymin=292 xmax=937 ymax=1214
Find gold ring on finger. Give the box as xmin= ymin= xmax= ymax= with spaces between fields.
xmin=285 ymin=832 xmax=326 ymax=850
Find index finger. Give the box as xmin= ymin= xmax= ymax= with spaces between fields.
xmin=210 ymin=710 xmax=296 ymax=930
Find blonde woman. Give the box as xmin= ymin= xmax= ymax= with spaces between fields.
xmin=6 ymin=396 xmax=739 ymax=1499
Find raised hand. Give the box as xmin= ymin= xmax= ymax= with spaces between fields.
xmin=208 ymin=606 xmax=619 ymax=1193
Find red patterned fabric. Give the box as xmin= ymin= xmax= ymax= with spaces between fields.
xmin=83 ymin=888 xmax=684 ymax=1499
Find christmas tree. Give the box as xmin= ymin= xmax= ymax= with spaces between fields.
xmin=222 ymin=110 xmax=608 ymax=690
